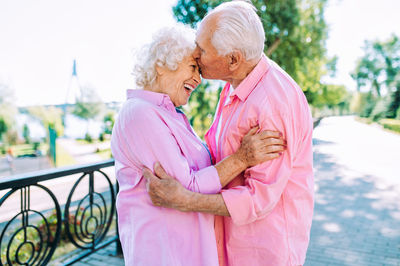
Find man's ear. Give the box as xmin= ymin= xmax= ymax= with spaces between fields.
xmin=228 ymin=50 xmax=243 ymax=71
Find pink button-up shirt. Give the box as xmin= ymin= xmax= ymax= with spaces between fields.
xmin=205 ymin=55 xmax=314 ymax=266
xmin=111 ymin=90 xmax=221 ymax=266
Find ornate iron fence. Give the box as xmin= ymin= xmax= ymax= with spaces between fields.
xmin=0 ymin=159 xmax=120 ymax=265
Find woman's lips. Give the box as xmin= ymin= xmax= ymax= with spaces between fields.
xmin=184 ymin=84 xmax=195 ymax=91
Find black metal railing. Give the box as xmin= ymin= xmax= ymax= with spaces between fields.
xmin=0 ymin=159 xmax=120 ymax=265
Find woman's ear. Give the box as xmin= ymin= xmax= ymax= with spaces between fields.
xmin=228 ymin=50 xmax=243 ymax=71
xmin=155 ymin=65 xmax=166 ymax=76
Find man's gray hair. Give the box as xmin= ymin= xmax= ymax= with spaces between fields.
xmin=133 ymin=24 xmax=196 ymax=89
xmin=206 ymin=1 xmax=265 ymax=61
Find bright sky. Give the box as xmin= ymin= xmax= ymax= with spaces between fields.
xmin=0 ymin=0 xmax=399 ymax=106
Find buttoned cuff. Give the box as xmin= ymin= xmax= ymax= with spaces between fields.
xmin=195 ymin=166 xmax=222 ymax=194
xmin=221 ymin=188 xmax=255 ymax=226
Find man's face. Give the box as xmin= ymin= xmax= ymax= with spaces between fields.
xmin=193 ymin=17 xmax=231 ymax=80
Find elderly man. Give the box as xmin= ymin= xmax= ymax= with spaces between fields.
xmin=144 ymin=1 xmax=314 ymax=265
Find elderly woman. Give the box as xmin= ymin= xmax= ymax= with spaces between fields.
xmin=111 ymin=25 xmax=284 ymax=266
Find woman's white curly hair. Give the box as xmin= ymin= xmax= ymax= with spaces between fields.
xmin=133 ymin=24 xmax=196 ymax=89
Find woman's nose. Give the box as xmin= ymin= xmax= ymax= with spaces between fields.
xmin=193 ymin=70 xmax=201 ymax=86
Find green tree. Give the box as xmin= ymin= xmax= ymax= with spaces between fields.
xmin=351 ymin=35 xmax=400 ymax=118
xmin=349 ymin=92 xmax=377 ymax=118
xmin=315 ymin=84 xmax=348 ymax=108
xmin=102 ymin=110 xmax=116 ymax=135
xmin=351 ymin=41 xmax=385 ymax=97
xmin=99 ymin=109 xmax=116 ymax=141
xmin=23 ymin=124 xmax=31 ymax=144
xmin=0 ymin=83 xmax=17 ymax=142
xmin=71 ymin=87 xmax=105 ymax=140
xmin=370 ymin=95 xmax=391 ymax=121
xmin=0 ymin=119 xmax=6 ymax=140
xmin=28 ymin=106 xmax=64 ymax=137
xmin=379 ymin=35 xmax=400 ymax=118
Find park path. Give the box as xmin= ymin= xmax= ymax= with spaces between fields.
xmin=57 ymin=138 xmax=108 ymax=164
xmin=305 ymin=116 xmax=400 ymax=266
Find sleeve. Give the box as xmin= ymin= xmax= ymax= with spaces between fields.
xmin=122 ymin=105 xmax=221 ymax=194
xmin=221 ymin=113 xmax=294 ymax=225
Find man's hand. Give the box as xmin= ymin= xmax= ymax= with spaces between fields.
xmin=143 ymin=162 xmax=191 ymax=212
xmin=235 ymin=126 xmax=286 ymax=167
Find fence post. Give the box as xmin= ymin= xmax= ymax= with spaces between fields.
xmin=115 ymin=182 xmax=123 ymax=256
xmin=48 ymin=125 xmax=57 ymax=165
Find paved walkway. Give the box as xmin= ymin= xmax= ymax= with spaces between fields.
xmin=0 ymin=156 xmax=51 ymax=177
xmin=57 ymin=138 xmax=109 ymax=164
xmin=70 ymin=243 xmax=124 ymax=266
xmin=305 ymin=116 xmax=400 ymax=266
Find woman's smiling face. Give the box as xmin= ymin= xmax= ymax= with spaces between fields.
xmin=156 ymin=55 xmax=201 ymax=107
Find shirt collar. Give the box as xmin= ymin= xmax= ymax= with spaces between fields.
xmin=126 ymin=89 xmax=176 ymax=112
xmin=231 ymin=55 xmax=271 ymax=102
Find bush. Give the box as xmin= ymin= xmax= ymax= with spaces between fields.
xmin=370 ymin=96 xmax=391 ymax=121
xmin=379 ymin=119 xmax=400 ymax=133
xmin=350 ymin=92 xmax=377 ymax=117
xmin=387 ymin=89 xmax=400 ymax=118
xmin=84 ymin=133 xmax=93 ymax=143
xmin=23 ymin=124 xmax=31 ymax=144
xmin=361 ymin=99 xmax=376 ymax=118
xmin=99 ymin=132 xmax=105 ymax=142
xmin=396 ymin=107 xmax=400 ymax=120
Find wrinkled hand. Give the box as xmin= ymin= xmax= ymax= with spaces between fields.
xmin=143 ymin=162 xmax=191 ymax=212
xmin=236 ymin=126 xmax=286 ymax=167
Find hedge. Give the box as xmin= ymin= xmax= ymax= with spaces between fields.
xmin=379 ymin=119 xmax=400 ymax=133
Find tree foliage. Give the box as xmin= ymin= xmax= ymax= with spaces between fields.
xmin=315 ymin=84 xmax=348 ymax=108
xmin=351 ymin=35 xmax=400 ymax=119
xmin=28 ymin=106 xmax=64 ymax=137
xmin=71 ymin=87 xmax=105 ymax=121
xmin=102 ymin=110 xmax=116 ymax=135
xmin=182 ymin=81 xmax=221 ymax=138
xmin=23 ymin=124 xmax=31 ymax=144
xmin=70 ymin=86 xmax=105 ymax=140
xmin=0 ymin=83 xmax=17 ymax=142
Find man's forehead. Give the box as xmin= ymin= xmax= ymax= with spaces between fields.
xmin=195 ymin=28 xmax=206 ymax=45
xmin=196 ymin=13 xmax=219 ymax=38
xmin=195 ymin=21 xmax=206 ymax=38
xmin=196 ymin=18 xmax=215 ymax=42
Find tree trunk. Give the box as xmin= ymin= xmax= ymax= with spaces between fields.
xmin=373 ymin=80 xmax=381 ymax=97
xmin=266 ymin=37 xmax=281 ymax=56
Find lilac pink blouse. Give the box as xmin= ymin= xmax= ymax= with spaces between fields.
xmin=111 ymin=90 xmax=220 ymax=266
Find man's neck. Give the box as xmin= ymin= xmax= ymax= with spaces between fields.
xmin=227 ymin=57 xmax=261 ymax=88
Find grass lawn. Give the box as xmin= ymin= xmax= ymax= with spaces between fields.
xmin=356 ymin=116 xmax=400 ymax=135
xmin=96 ymin=148 xmax=112 ymax=159
xmin=55 ymin=143 xmax=76 ymax=167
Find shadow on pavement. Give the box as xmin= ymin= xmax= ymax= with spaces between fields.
xmin=305 ymin=138 xmax=400 ymax=266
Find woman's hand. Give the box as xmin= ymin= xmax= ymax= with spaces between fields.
xmin=235 ymin=126 xmax=286 ymax=168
